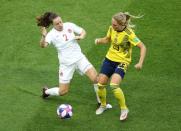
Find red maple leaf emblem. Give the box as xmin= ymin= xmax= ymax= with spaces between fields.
xmin=60 ymin=72 xmax=63 ymax=76
xmin=68 ymin=29 xmax=72 ymax=33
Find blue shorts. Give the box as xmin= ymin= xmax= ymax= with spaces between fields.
xmin=100 ymin=57 xmax=127 ymax=79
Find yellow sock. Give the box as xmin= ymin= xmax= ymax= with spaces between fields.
xmin=110 ymin=83 xmax=127 ymax=110
xmin=97 ymin=83 xmax=107 ymax=107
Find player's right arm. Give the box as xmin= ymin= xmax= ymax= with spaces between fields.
xmin=95 ymin=26 xmax=111 ymax=45
xmin=95 ymin=36 xmax=110 ymax=45
xmin=40 ymin=27 xmax=49 ymax=48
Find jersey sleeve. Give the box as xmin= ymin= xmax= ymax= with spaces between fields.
xmin=69 ymin=22 xmax=83 ymax=35
xmin=45 ymin=32 xmax=52 ymax=45
xmin=129 ymin=32 xmax=141 ymax=46
xmin=106 ymin=26 xmax=112 ymax=38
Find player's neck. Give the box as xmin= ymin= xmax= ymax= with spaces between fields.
xmin=116 ymin=26 xmax=127 ymax=32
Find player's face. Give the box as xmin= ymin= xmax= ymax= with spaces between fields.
xmin=112 ymin=18 xmax=126 ymax=32
xmin=53 ymin=17 xmax=63 ymax=31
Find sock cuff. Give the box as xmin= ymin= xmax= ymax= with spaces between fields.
xmin=110 ymin=83 xmax=119 ymax=90
xmin=97 ymin=83 xmax=107 ymax=89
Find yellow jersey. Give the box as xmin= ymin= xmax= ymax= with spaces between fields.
xmin=106 ymin=26 xmax=141 ymax=65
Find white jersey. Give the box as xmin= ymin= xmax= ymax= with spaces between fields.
xmin=45 ymin=22 xmax=84 ymax=65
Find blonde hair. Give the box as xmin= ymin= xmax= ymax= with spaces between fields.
xmin=113 ymin=12 xmax=143 ymax=28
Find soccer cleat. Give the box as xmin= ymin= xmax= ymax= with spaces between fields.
xmin=97 ymin=103 xmax=101 ymax=107
xmin=96 ymin=106 xmax=107 ymax=115
xmin=120 ymin=109 xmax=129 ymax=121
xmin=42 ymin=87 xmax=49 ymax=99
xmin=97 ymin=103 xmax=113 ymax=109
xmin=106 ymin=103 xmax=112 ymax=109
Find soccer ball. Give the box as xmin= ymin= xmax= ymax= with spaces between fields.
xmin=57 ymin=104 xmax=73 ymax=119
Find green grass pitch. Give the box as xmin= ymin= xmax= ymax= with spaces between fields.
xmin=0 ymin=0 xmax=180 ymax=130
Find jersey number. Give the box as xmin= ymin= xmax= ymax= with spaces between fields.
xmin=117 ymin=63 xmax=127 ymax=72
xmin=63 ymin=34 xmax=68 ymax=41
xmin=113 ymin=45 xmax=120 ymax=51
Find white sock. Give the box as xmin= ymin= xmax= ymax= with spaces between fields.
xmin=45 ymin=87 xmax=59 ymax=96
xmin=94 ymin=84 xmax=101 ymax=103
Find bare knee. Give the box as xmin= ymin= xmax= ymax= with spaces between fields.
xmin=110 ymin=73 xmax=122 ymax=85
xmin=98 ymin=74 xmax=109 ymax=85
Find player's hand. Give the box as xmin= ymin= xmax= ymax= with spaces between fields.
xmin=40 ymin=27 xmax=47 ymax=37
xmin=134 ymin=62 xmax=143 ymax=70
xmin=95 ymin=38 xmax=100 ymax=45
xmin=74 ymin=36 xmax=83 ymax=40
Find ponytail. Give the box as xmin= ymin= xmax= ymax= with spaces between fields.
xmin=36 ymin=12 xmax=58 ymax=28
xmin=123 ymin=12 xmax=144 ymax=28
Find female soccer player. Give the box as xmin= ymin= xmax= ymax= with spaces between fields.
xmin=36 ymin=12 xmax=111 ymax=108
xmin=95 ymin=12 xmax=146 ymax=121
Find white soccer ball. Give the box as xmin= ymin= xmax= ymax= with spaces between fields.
xmin=57 ymin=104 xmax=73 ymax=119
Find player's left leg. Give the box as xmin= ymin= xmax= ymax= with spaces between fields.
xmin=84 ymin=67 xmax=101 ymax=103
xmin=85 ymin=67 xmax=112 ymax=109
xmin=110 ymin=73 xmax=129 ymax=121
xmin=76 ymin=56 xmax=112 ymax=108
xmin=42 ymin=83 xmax=70 ymax=98
xmin=76 ymin=56 xmax=100 ymax=103
xmin=42 ymin=63 xmax=75 ymax=98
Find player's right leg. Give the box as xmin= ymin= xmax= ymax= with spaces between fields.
xmin=96 ymin=58 xmax=116 ymax=115
xmin=42 ymin=64 xmax=75 ymax=98
xmin=96 ymin=74 xmax=110 ymax=115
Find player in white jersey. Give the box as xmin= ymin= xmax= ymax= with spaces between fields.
xmin=36 ymin=12 xmax=112 ymax=109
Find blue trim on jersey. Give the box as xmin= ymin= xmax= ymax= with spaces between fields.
xmin=100 ymin=57 xmax=125 ymax=79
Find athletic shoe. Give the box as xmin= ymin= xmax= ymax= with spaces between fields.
xmin=120 ymin=109 xmax=129 ymax=121
xmin=97 ymin=103 xmax=101 ymax=107
xmin=97 ymin=103 xmax=113 ymax=109
xmin=106 ymin=103 xmax=112 ymax=109
xmin=96 ymin=106 xmax=107 ymax=115
xmin=42 ymin=86 xmax=49 ymax=99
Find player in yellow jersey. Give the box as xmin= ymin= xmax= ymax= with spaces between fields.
xmin=95 ymin=12 xmax=146 ymax=121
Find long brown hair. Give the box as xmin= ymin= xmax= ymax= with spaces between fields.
xmin=36 ymin=12 xmax=58 ymax=28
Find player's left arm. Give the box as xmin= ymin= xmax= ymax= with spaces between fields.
xmin=69 ymin=22 xmax=86 ymax=40
xmin=75 ymin=28 xmax=86 ymax=40
xmin=74 ymin=28 xmax=86 ymax=40
xmin=134 ymin=42 xmax=146 ymax=70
